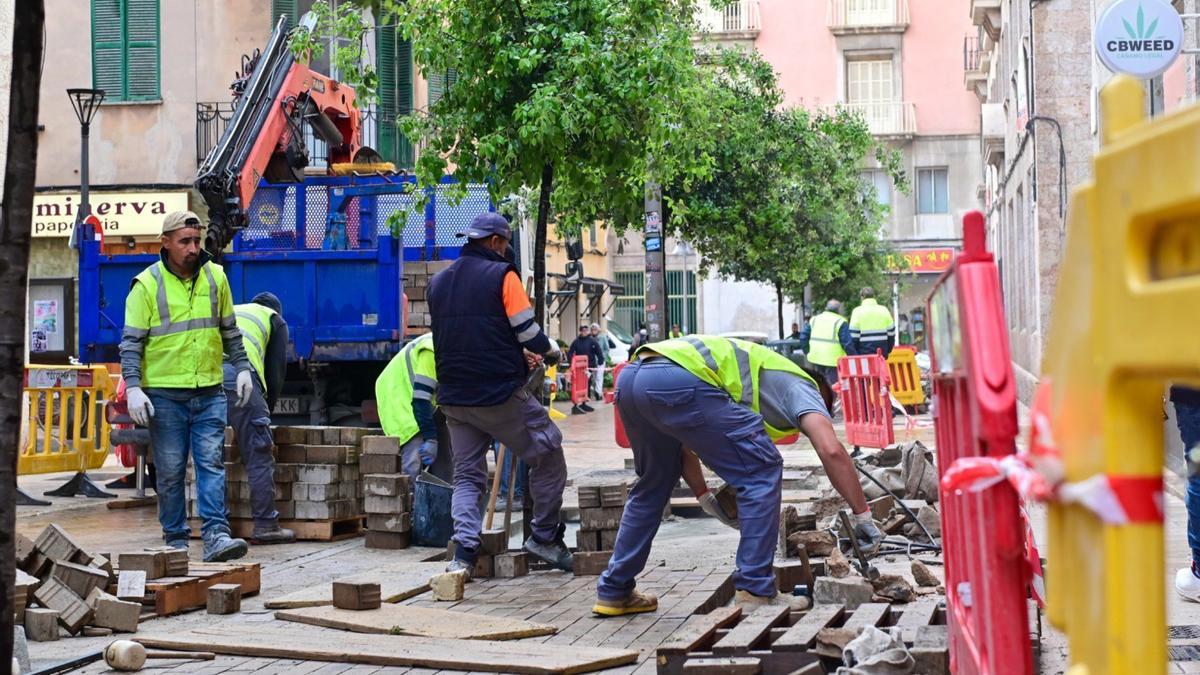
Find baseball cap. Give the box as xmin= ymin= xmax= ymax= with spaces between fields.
xmin=456 ymin=212 xmax=511 ymax=240
xmin=251 ymin=291 xmax=283 ymax=314
xmin=162 ymin=210 xmax=204 ymax=234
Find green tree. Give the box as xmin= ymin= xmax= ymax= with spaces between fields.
xmin=669 ymin=49 xmax=906 ymax=338
xmin=384 ymin=0 xmax=710 ymax=325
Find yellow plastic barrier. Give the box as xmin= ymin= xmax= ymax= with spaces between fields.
xmin=1041 ymin=75 xmax=1200 ymax=674
xmin=886 ymin=347 xmax=925 ymax=408
xmin=19 ymin=365 xmax=114 ymax=475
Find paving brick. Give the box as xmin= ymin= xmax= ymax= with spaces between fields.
xmin=363 ymin=473 xmax=409 ymax=497
xmin=207 ymin=584 xmax=242 ymax=615
xmin=361 ymin=435 xmax=401 ymax=455
xmin=333 ymin=582 xmax=381 ymax=610
xmin=572 ymin=551 xmax=613 ymax=576
xmin=23 ymin=609 xmax=59 ymax=642
xmin=86 ymin=589 xmax=139 ymax=632
xmin=364 ymin=531 xmax=410 ymax=550
xmin=813 ymin=577 xmax=874 ymax=610
xmin=359 ymin=454 xmax=400 ymax=474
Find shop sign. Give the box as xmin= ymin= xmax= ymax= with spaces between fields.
xmin=33 ymin=191 xmax=190 ymax=238
xmin=887 ymin=248 xmax=956 ymax=274
xmin=1095 ymin=0 xmax=1183 ymax=79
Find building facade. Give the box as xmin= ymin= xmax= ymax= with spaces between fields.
xmin=971 ymin=0 xmax=1193 ymax=401
xmin=610 ymin=0 xmax=983 ymax=340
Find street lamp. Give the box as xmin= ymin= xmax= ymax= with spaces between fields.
xmin=67 ymin=88 xmax=105 ymax=246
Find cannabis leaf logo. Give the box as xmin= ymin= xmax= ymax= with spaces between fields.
xmin=1123 ymin=4 xmax=1160 ymax=40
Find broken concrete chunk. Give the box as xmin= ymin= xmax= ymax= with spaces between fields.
xmin=911 ymin=560 xmax=940 ymax=588
xmin=871 ymin=574 xmax=915 ymax=604
xmin=826 ymin=547 xmax=853 ymax=579
xmin=787 ymin=530 xmax=836 ymax=558
xmin=430 ymin=569 xmax=468 ymax=601
xmin=815 ymin=626 xmax=860 ymax=659
xmin=813 ymin=577 xmax=874 ymax=610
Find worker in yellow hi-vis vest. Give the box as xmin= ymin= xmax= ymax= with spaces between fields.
xmin=850 ymin=286 xmax=896 ymax=358
xmin=224 ymin=293 xmax=295 ymax=545
xmin=119 ymin=211 xmax=252 ymax=562
xmin=593 ymin=335 xmax=881 ymax=618
xmin=375 ymin=333 xmax=440 ymax=481
xmin=799 ymin=300 xmax=856 ymax=385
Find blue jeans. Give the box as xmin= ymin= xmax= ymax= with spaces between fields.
xmin=494 ymin=443 xmax=527 ymax=499
xmin=1174 ymin=388 xmax=1200 ymax=568
xmin=223 ymin=364 xmax=278 ymax=529
xmin=148 ymin=390 xmax=230 ymax=544
xmin=599 ymin=359 xmax=783 ymax=600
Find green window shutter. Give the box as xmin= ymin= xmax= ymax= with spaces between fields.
xmin=271 ymin=0 xmax=297 ymax=31
xmin=91 ymin=0 xmax=124 ymax=99
xmin=427 ymin=70 xmax=444 ymax=107
xmin=124 ymin=0 xmax=159 ymax=101
xmin=376 ymin=27 xmax=413 ymax=168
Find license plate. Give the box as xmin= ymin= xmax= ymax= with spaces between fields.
xmin=273 ymin=397 xmax=300 ymax=415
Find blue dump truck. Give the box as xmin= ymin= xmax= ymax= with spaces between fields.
xmin=78 ymin=175 xmax=494 ymax=424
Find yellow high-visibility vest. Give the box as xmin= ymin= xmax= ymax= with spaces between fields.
xmin=807 ymin=311 xmax=848 ymax=367
xmin=234 ymin=303 xmax=276 ymax=385
xmin=375 ymin=333 xmax=438 ymax=442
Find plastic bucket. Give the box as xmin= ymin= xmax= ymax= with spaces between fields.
xmin=412 ymin=472 xmax=454 ymax=548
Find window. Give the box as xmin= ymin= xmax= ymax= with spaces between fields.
xmin=428 ymin=69 xmax=458 ymax=108
xmin=589 ymin=224 xmax=598 ymax=247
xmin=666 ymin=270 xmax=698 ymax=333
xmin=92 ymin=0 xmax=160 ymax=102
xmin=861 ymin=170 xmax=891 ymax=208
xmin=916 ymin=168 xmax=949 ymax=214
xmin=614 ymin=272 xmax=645 ymax=335
xmin=846 ymin=58 xmax=894 ymax=104
xmin=271 ymin=0 xmax=297 ymax=31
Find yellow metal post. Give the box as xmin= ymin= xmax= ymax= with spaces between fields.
xmin=1044 ymin=74 xmax=1200 ymax=674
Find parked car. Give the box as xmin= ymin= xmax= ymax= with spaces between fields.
xmin=605 ymin=319 xmax=633 ymax=363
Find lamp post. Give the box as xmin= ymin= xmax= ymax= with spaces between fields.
xmin=67 ymin=88 xmax=105 ymax=246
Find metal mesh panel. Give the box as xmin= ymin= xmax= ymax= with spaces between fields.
xmin=435 ymin=184 xmax=492 ymax=245
xmin=376 ymin=192 xmax=424 ymax=247
xmin=243 ymin=184 xmax=299 ymax=250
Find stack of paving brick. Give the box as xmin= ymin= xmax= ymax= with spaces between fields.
xmin=573 ymin=482 xmax=627 ymax=575
xmin=404 ymin=260 xmax=452 ymax=332
xmin=188 ymin=425 xmax=372 ymax=539
xmin=359 ymin=435 xmax=412 ymax=549
xmin=14 ymin=525 xmax=143 ymax=641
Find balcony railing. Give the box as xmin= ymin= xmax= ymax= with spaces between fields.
xmin=827 ymin=0 xmax=910 ymax=32
xmin=695 ymin=0 xmax=761 ymax=34
xmin=963 ymin=35 xmax=984 ymax=72
xmin=196 ymin=102 xmax=414 ymax=170
xmin=829 ymin=101 xmax=917 ymax=137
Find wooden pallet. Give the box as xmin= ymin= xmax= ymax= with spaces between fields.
xmin=656 ymin=600 xmax=948 ymax=675
xmin=133 ymin=561 xmax=261 ymax=617
xmin=188 ymin=516 xmax=363 ymax=541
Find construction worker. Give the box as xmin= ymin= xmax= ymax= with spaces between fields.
xmin=593 ymin=335 xmax=881 ymax=616
xmin=374 ymin=332 xmax=440 ymax=481
xmin=223 ymin=292 xmax=294 ymax=545
xmin=799 ymin=299 xmax=855 ymax=386
xmin=119 ymin=211 xmax=252 ymax=562
xmin=850 ymin=286 xmax=896 ymax=358
xmin=428 ymin=212 xmax=571 ymax=576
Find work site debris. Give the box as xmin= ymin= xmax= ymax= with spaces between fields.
xmin=836 ymin=625 xmax=915 ymax=675
xmin=827 ymin=547 xmax=853 ymax=578
xmin=573 ymin=482 xmax=627 ymax=575
xmin=858 ymin=441 xmax=938 ymax=503
xmin=430 ymin=570 xmax=467 ymax=601
xmin=207 ymin=584 xmax=243 ymax=615
xmin=911 ymin=561 xmax=939 ymax=588
xmin=788 ymin=530 xmax=836 ymax=558
xmin=813 ymin=577 xmax=874 ymax=610
xmin=333 ymin=581 xmax=382 ymax=611
xmin=870 ymin=575 xmax=915 ymax=604
xmin=904 ymin=506 xmax=942 ymax=542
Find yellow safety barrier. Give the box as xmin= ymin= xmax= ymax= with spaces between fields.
xmin=19 ymin=364 xmax=114 ymax=475
xmin=1041 ymin=75 xmax=1200 ymax=674
xmin=886 ymin=347 xmax=925 ymax=408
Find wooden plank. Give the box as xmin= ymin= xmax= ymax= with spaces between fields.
xmin=681 ymin=657 xmax=761 ymax=674
xmin=146 ymin=563 xmax=261 ymax=616
xmin=657 ymin=606 xmax=743 ymax=655
xmin=265 ymin=563 xmax=445 ymax=609
xmin=710 ymin=605 xmax=789 ymax=655
xmin=134 ymin=624 xmax=638 ymax=674
xmin=772 ymin=604 xmax=846 ymax=652
xmin=274 ymin=604 xmax=557 ymax=641
xmin=841 ymin=603 xmax=891 ymax=631
xmin=189 ymin=517 xmax=364 ymax=542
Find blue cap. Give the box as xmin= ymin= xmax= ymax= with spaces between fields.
xmin=457 ymin=212 xmax=511 ymax=240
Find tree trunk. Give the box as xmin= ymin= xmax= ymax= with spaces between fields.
xmin=775 ymin=281 xmax=784 ymax=340
xmin=2 ymin=0 xmax=45 ymax=665
xmin=532 ymin=162 xmax=553 ymax=328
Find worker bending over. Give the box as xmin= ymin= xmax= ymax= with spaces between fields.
xmin=594 ymin=335 xmax=881 ymax=616
xmin=850 ymin=286 xmax=896 ymax=358
xmin=375 ymin=332 xmax=440 ymax=480
xmin=799 ymin=300 xmax=855 ymax=386
xmin=428 ymin=213 xmax=571 ymax=576
xmin=120 ymin=211 xmax=252 ymax=562
xmin=224 ymin=292 xmax=294 ymax=545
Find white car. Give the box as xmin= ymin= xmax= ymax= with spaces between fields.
xmin=604 ymin=321 xmax=633 ymax=363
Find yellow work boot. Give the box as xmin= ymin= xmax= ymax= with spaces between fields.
xmin=733 ymin=589 xmax=811 ymax=612
xmin=592 ymin=589 xmax=658 ymax=617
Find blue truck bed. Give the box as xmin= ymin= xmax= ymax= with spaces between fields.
xmin=79 ymin=175 xmax=493 ymax=366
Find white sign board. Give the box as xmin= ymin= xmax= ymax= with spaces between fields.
xmin=1095 ymin=0 xmax=1183 ymax=79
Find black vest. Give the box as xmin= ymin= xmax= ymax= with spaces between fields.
xmin=428 ymin=246 xmax=527 ymax=406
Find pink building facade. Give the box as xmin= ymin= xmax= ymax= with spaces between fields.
xmin=698 ymin=0 xmax=984 ymax=320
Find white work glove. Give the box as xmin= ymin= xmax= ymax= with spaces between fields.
xmin=235 ymin=369 xmax=254 ymax=407
xmin=699 ymin=491 xmax=739 ymax=530
xmin=851 ymin=510 xmax=884 ymax=554
xmin=126 ymin=386 xmax=154 ymax=427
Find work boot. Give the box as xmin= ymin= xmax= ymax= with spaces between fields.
xmin=202 ymin=532 xmax=249 ymax=563
xmin=593 ymin=589 xmax=658 ymax=617
xmin=251 ymin=525 xmax=296 ymax=545
xmin=571 ymin=404 xmax=589 ymax=415
xmin=523 ymin=524 xmax=573 ymax=572
xmin=733 ymin=589 xmax=810 ymax=612
xmin=164 ymin=538 xmax=189 ymax=552
xmin=580 ymin=402 xmax=596 ymax=413
xmin=445 ymin=557 xmax=474 ymax=580
xmin=1177 ymin=567 xmax=1200 ymax=603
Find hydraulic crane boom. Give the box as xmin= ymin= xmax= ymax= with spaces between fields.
xmin=196 ymin=13 xmax=385 ymax=255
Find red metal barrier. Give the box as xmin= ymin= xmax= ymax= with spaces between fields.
xmin=570 ymin=355 xmax=589 ymax=406
xmin=613 ymin=362 xmax=630 ymax=448
xmin=836 ymin=354 xmax=894 ymax=450
xmin=927 ymin=210 xmax=1032 ymax=675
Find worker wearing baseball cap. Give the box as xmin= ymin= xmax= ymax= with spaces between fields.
xmin=119 ymin=210 xmax=253 ymax=562
xmin=428 ymin=211 xmax=571 ymax=576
